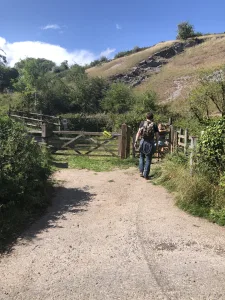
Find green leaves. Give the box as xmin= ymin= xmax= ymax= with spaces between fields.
xmin=101 ymin=83 xmax=135 ymax=114
xmin=176 ymin=22 xmax=195 ymax=40
xmin=0 ymin=118 xmax=51 ymax=208
xmin=198 ymin=118 xmax=225 ymax=176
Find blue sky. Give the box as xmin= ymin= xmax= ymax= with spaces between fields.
xmin=1 ymin=0 xmax=225 ymax=66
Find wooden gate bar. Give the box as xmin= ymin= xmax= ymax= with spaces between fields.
xmin=61 ymin=134 xmax=84 ymax=148
xmin=85 ymin=136 xmax=117 ymax=155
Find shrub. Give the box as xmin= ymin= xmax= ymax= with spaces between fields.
xmin=60 ymin=113 xmax=114 ymax=132
xmin=0 ymin=118 xmax=52 ymax=245
xmin=114 ymin=46 xmax=147 ymax=59
xmin=101 ymin=83 xmax=134 ymax=114
xmin=198 ymin=118 xmax=225 ymax=177
xmin=177 ymin=22 xmax=195 ymax=40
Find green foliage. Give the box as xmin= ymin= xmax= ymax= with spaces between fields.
xmin=114 ymin=46 xmax=146 ymax=59
xmin=155 ymin=152 xmax=225 ymax=225
xmin=177 ymin=22 xmax=195 ymax=40
xmin=101 ymin=83 xmax=134 ymax=114
xmin=60 ymin=113 xmax=113 ymax=132
xmin=13 ymin=58 xmax=109 ymax=115
xmin=53 ymin=60 xmax=69 ymax=73
xmin=198 ymin=118 xmax=225 ymax=176
xmin=188 ymin=72 xmax=225 ymax=122
xmin=86 ymin=56 xmax=110 ymax=68
xmin=0 ymin=48 xmax=7 ymax=65
xmin=0 ymin=118 xmax=52 ymax=245
xmin=134 ymin=91 xmax=158 ymax=113
xmin=0 ymin=65 xmax=19 ymax=92
xmin=69 ymin=76 xmax=108 ymax=114
xmin=0 ymin=93 xmax=21 ymax=115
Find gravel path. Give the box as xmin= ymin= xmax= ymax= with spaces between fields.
xmin=1 ymin=168 xmax=225 ymax=300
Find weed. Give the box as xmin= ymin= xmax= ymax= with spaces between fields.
xmin=154 ymin=153 xmax=225 ymax=226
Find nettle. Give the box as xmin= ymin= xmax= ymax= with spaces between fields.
xmin=198 ymin=118 xmax=225 ymax=177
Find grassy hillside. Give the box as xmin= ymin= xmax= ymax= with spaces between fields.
xmin=87 ymin=40 xmax=176 ymax=78
xmin=87 ymin=34 xmax=225 ymax=112
xmin=136 ymin=35 xmax=225 ymax=101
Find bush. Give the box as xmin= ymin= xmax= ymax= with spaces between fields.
xmin=114 ymin=46 xmax=147 ymax=59
xmin=177 ymin=22 xmax=195 ymax=40
xmin=198 ymin=118 xmax=225 ymax=177
xmin=0 ymin=118 xmax=52 ymax=246
xmin=60 ymin=113 xmax=114 ymax=132
xmin=87 ymin=56 xmax=110 ymax=68
xmin=101 ymin=83 xmax=134 ymax=114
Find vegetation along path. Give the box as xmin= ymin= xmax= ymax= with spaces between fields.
xmin=1 ymin=168 xmax=225 ymax=300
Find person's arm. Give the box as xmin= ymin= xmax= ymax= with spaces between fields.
xmin=134 ymin=128 xmax=142 ymax=147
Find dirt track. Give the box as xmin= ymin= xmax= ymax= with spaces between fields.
xmin=1 ymin=168 xmax=225 ymax=300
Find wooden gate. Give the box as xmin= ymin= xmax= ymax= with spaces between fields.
xmin=9 ymin=110 xmax=131 ymax=159
xmin=8 ymin=109 xmax=61 ymax=130
xmin=30 ymin=123 xmax=131 ymax=159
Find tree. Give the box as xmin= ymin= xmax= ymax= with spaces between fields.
xmin=189 ymin=72 xmax=225 ymax=122
xmin=134 ymin=91 xmax=158 ymax=113
xmin=101 ymin=83 xmax=134 ymax=114
xmin=14 ymin=58 xmax=56 ymax=93
xmin=0 ymin=49 xmax=7 ymax=66
xmin=177 ymin=22 xmax=195 ymax=40
xmin=0 ymin=66 xmax=19 ymax=92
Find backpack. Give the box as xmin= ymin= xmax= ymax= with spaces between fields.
xmin=142 ymin=121 xmax=155 ymax=140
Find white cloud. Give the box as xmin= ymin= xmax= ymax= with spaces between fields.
xmin=0 ymin=37 xmax=116 ymax=67
xmin=100 ymin=48 xmax=116 ymax=58
xmin=41 ymin=24 xmax=61 ymax=30
xmin=116 ymin=24 xmax=122 ymax=30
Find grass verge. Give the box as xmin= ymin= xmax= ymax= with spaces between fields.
xmin=152 ymin=153 xmax=225 ymax=226
xmin=52 ymin=152 xmax=138 ymax=172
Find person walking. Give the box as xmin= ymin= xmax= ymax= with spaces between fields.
xmin=134 ymin=112 xmax=159 ymax=180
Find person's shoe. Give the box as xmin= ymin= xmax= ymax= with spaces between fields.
xmin=140 ymin=173 xmax=144 ymax=177
xmin=144 ymin=176 xmax=150 ymax=180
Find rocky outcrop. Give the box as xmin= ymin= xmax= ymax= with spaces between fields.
xmin=109 ymin=38 xmax=204 ymax=87
xmin=204 ymin=69 xmax=225 ymax=82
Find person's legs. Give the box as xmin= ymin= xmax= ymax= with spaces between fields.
xmin=143 ymin=152 xmax=153 ymax=179
xmin=139 ymin=152 xmax=145 ymax=176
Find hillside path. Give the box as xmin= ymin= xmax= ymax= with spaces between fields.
xmin=1 ymin=168 xmax=225 ymax=300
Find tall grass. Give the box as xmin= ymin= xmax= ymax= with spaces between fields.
xmin=155 ymin=153 xmax=225 ymax=225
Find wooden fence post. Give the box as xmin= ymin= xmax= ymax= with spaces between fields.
xmin=58 ymin=117 xmax=61 ymax=131
xmin=132 ymin=133 xmax=136 ymax=158
xmin=41 ymin=123 xmax=53 ymax=144
xmin=184 ymin=129 xmax=189 ymax=154
xmin=170 ymin=125 xmax=174 ymax=153
xmin=174 ymin=131 xmax=179 ymax=152
xmin=190 ymin=136 xmax=198 ymax=176
xmin=120 ymin=124 xmax=127 ymax=159
xmin=126 ymin=126 xmax=131 ymax=158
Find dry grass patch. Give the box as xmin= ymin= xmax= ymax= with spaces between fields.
xmin=135 ymin=36 xmax=225 ymax=103
xmin=87 ymin=40 xmax=176 ymax=78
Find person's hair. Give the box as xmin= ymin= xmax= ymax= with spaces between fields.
xmin=146 ymin=112 xmax=154 ymax=120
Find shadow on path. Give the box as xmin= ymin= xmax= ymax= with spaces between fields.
xmin=1 ymin=186 xmax=95 ymax=254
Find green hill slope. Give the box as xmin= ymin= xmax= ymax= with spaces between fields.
xmin=87 ymin=35 xmax=225 ymax=110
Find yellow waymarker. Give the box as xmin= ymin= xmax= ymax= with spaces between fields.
xmin=103 ymin=130 xmax=112 ymax=138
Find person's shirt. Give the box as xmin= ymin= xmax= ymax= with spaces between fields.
xmin=139 ymin=120 xmax=159 ymax=141
xmin=158 ymin=125 xmax=169 ymax=141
